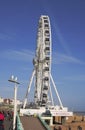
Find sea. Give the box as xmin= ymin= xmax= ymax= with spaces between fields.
xmin=74 ymin=111 xmax=85 ymax=116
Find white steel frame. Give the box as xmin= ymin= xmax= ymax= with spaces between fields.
xmin=23 ymin=15 xmax=63 ymax=109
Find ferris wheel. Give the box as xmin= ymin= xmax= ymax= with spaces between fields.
xmin=23 ymin=15 xmax=63 ymax=109
xmin=34 ymin=15 xmax=52 ymax=106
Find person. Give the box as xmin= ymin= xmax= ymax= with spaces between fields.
xmin=0 ymin=111 xmax=4 ymax=130
xmin=58 ymin=126 xmax=62 ymax=130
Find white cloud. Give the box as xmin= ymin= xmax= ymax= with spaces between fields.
xmin=0 ymin=49 xmax=84 ymax=65
xmin=0 ymin=49 xmax=35 ymax=62
xmin=64 ymin=74 xmax=85 ymax=81
xmin=0 ymin=33 xmax=12 ymax=40
xmin=52 ymin=52 xmax=85 ymax=64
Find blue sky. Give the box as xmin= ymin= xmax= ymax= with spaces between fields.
xmin=0 ymin=0 xmax=85 ymax=111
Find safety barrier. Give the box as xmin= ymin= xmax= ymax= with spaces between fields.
xmin=17 ymin=113 xmax=24 ymax=130
xmin=38 ymin=115 xmax=51 ymax=130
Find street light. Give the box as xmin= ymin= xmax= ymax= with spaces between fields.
xmin=8 ymin=75 xmax=20 ymax=130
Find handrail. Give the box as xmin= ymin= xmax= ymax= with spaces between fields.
xmin=17 ymin=113 xmax=24 ymax=130
xmin=38 ymin=115 xmax=51 ymax=130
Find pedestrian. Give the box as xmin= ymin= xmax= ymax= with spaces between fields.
xmin=0 ymin=111 xmax=4 ymax=130
xmin=58 ymin=126 xmax=62 ymax=130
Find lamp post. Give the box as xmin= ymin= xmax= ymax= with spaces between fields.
xmin=8 ymin=75 xmax=20 ymax=130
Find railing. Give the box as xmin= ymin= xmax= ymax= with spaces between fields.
xmin=16 ymin=113 xmax=51 ymax=130
xmin=16 ymin=113 xmax=24 ymax=130
xmin=38 ymin=115 xmax=51 ymax=130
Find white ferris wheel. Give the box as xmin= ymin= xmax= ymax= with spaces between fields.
xmin=23 ymin=15 xmax=63 ymax=109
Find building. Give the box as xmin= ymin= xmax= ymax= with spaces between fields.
xmin=0 ymin=97 xmax=4 ymax=104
